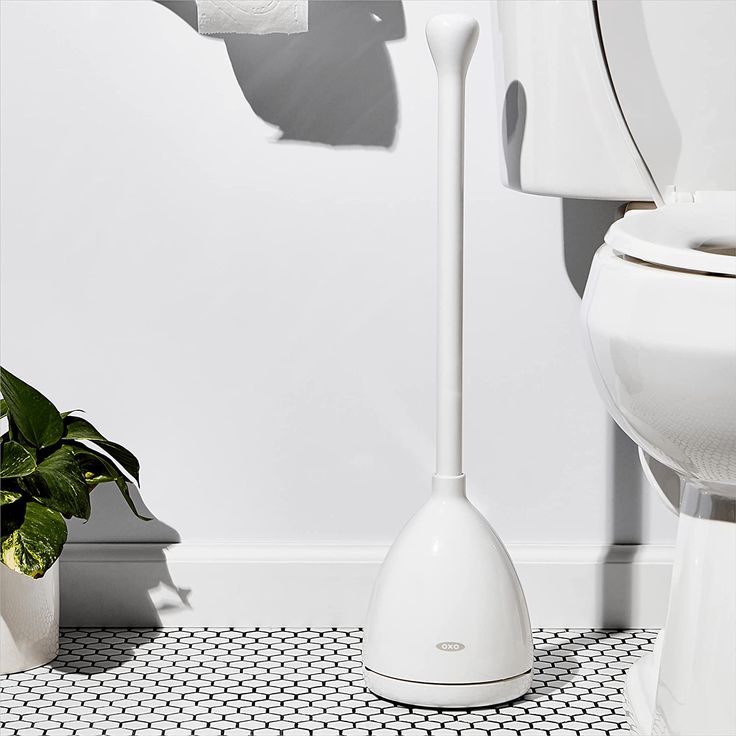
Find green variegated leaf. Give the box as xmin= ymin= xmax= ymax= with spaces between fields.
xmin=69 ymin=443 xmax=117 ymax=484
xmin=0 ymin=440 xmax=37 ymax=478
xmin=0 ymin=489 xmax=23 ymax=506
xmin=16 ymin=446 xmax=90 ymax=520
xmin=91 ymin=440 xmax=139 ymax=484
xmin=0 ymin=367 xmax=64 ymax=449
xmin=0 ymin=398 xmax=7 ymax=419
xmin=67 ymin=443 xmax=150 ymax=521
xmin=1 ymin=501 xmax=67 ymax=578
xmin=63 ymin=416 xmax=140 ymax=484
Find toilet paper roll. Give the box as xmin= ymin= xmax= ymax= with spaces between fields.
xmin=196 ymin=0 xmax=307 ymax=35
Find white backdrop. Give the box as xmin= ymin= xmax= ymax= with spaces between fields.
xmin=1 ymin=1 xmax=676 ymax=562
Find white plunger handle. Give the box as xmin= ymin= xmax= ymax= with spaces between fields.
xmin=426 ymin=15 xmax=479 ymax=478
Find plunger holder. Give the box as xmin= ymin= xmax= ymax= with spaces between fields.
xmin=362 ymin=15 xmax=534 ymax=708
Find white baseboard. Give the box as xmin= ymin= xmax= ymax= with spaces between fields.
xmin=60 ymin=542 xmax=673 ymax=628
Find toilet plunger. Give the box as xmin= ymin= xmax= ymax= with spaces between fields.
xmin=362 ymin=15 xmax=534 ymax=708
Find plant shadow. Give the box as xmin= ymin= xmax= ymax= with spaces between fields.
xmin=56 ymin=482 xmax=190 ymax=670
xmin=51 ymin=628 xmax=166 ymax=674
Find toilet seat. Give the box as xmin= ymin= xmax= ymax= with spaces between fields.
xmin=605 ymin=192 xmax=736 ymax=276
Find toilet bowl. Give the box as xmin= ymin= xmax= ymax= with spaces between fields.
xmin=492 ymin=1 xmax=736 ymax=732
xmin=582 ymin=197 xmax=736 ymax=735
xmin=582 ymin=195 xmax=736 ymax=491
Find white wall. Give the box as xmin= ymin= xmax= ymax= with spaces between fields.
xmin=1 ymin=0 xmax=676 ymax=622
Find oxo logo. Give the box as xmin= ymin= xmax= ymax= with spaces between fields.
xmin=436 ymin=641 xmax=465 ymax=652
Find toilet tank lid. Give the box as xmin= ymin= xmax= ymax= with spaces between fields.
xmin=597 ymin=0 xmax=736 ymax=202
xmin=605 ymin=192 xmax=736 ymax=276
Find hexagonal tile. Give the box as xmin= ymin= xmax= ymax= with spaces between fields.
xmin=0 ymin=627 xmax=657 ymax=735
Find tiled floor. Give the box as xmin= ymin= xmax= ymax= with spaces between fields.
xmin=1 ymin=628 xmax=656 ymax=735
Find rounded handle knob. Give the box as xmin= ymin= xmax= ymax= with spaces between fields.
xmin=426 ymin=14 xmax=479 ymax=79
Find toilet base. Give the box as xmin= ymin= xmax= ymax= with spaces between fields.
xmin=623 ymin=486 xmax=736 ymax=735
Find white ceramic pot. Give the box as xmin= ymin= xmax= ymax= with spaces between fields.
xmin=0 ymin=562 xmax=59 ymax=674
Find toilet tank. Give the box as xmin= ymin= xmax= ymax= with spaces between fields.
xmin=491 ymin=0 xmax=653 ymax=201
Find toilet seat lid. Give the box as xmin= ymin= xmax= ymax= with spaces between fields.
xmin=605 ymin=192 xmax=736 ymax=276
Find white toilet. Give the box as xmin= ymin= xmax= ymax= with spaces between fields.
xmin=493 ymin=2 xmax=736 ymax=734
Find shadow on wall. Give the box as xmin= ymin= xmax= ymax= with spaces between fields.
xmin=157 ymin=0 xmax=406 ymax=147
xmin=62 ymin=483 xmax=190 ymax=637
xmin=500 ymin=67 xmax=653 ymax=624
xmin=561 ymin=198 xmax=646 ymax=626
xmin=562 ymin=198 xmax=623 ymax=298
xmin=600 ymin=421 xmax=644 ymax=627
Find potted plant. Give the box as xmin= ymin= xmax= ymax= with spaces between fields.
xmin=0 ymin=366 xmax=148 ymax=673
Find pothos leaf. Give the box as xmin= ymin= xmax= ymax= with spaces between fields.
xmin=16 ymin=445 xmax=90 ymax=520
xmin=67 ymin=442 xmax=150 ymax=521
xmin=0 ymin=440 xmax=37 ymax=478
xmin=0 ymin=367 xmax=64 ymax=449
xmin=63 ymin=416 xmax=140 ymax=484
xmin=0 ymin=489 xmax=24 ymax=505
xmin=1 ymin=501 xmax=67 ymax=578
